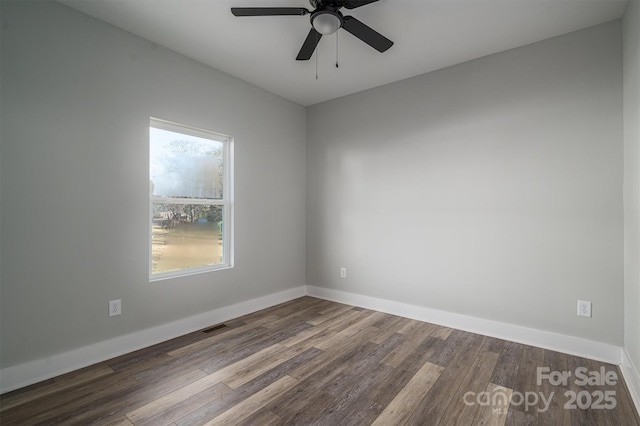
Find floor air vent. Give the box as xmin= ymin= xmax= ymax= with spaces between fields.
xmin=202 ymin=324 xmax=228 ymax=333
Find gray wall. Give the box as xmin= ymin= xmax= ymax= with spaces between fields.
xmin=0 ymin=1 xmax=306 ymax=368
xmin=307 ymin=21 xmax=624 ymax=345
xmin=623 ymin=0 xmax=640 ymax=373
xmin=0 ymin=0 xmax=631 ymax=372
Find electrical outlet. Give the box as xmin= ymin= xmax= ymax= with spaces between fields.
xmin=340 ymin=267 xmax=347 ymax=278
xmin=109 ymin=299 xmax=122 ymax=317
xmin=577 ymin=300 xmax=592 ymax=318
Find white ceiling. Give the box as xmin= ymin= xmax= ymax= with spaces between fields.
xmin=58 ymin=0 xmax=628 ymax=106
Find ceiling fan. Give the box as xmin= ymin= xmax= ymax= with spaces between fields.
xmin=231 ymin=0 xmax=393 ymax=61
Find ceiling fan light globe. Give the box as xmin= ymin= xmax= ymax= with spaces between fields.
xmin=312 ymin=13 xmax=341 ymax=35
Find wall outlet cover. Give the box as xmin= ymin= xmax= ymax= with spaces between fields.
xmin=109 ymin=299 xmax=122 ymax=317
xmin=577 ymin=300 xmax=592 ymax=318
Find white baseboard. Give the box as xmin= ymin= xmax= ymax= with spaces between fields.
xmin=0 ymin=286 xmax=306 ymax=394
xmin=306 ymin=285 xmax=623 ymax=365
xmin=1 ymin=284 xmax=631 ymax=399
xmin=621 ymin=349 xmax=640 ymax=415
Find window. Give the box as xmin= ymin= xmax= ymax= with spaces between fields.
xmin=149 ymin=118 xmax=233 ymax=280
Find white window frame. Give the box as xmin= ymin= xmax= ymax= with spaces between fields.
xmin=149 ymin=117 xmax=234 ymax=281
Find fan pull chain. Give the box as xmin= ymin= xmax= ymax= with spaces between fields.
xmin=336 ymin=32 xmax=339 ymax=68
xmin=315 ymin=31 xmax=319 ymax=80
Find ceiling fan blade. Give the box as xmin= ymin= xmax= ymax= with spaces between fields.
xmin=296 ymin=28 xmax=322 ymax=60
xmin=342 ymin=0 xmax=380 ymax=9
xmin=342 ymin=16 xmax=393 ymax=52
xmin=231 ymin=7 xmax=309 ymax=17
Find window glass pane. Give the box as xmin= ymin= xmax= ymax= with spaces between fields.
xmin=152 ymin=203 xmax=223 ymax=274
xmin=150 ymin=127 xmax=224 ymax=199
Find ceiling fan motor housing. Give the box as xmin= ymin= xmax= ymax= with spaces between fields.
xmin=310 ymin=0 xmax=343 ymax=8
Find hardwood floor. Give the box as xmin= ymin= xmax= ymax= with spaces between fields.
xmin=1 ymin=296 xmax=639 ymax=425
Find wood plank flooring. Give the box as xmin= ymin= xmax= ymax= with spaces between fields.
xmin=1 ymin=296 xmax=639 ymax=425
